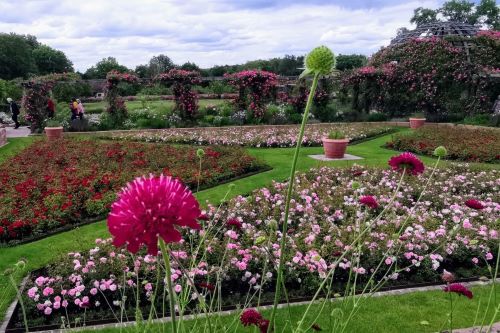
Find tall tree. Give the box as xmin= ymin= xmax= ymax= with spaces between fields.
xmin=32 ymin=45 xmax=74 ymax=75
xmin=84 ymin=57 xmax=129 ymax=79
xmin=148 ymin=54 xmax=176 ymax=77
xmin=408 ymin=0 xmax=499 ymax=28
xmin=476 ymin=0 xmax=500 ymax=29
xmin=440 ymin=0 xmax=476 ymax=23
xmin=180 ymin=62 xmax=200 ymax=72
xmin=0 ymin=33 xmax=37 ymax=79
xmin=336 ymin=54 xmax=368 ymax=71
xmin=410 ymin=7 xmax=438 ymax=25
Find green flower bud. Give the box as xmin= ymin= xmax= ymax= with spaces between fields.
xmin=433 ymin=146 xmax=447 ymax=158
xmin=268 ymin=219 xmax=278 ymax=230
xmin=255 ymin=236 xmax=267 ymax=245
xmin=196 ymin=148 xmax=205 ymax=158
xmin=15 ymin=260 xmax=26 ymax=269
xmin=228 ymin=183 xmax=236 ymax=190
xmin=303 ymin=46 xmax=336 ymax=76
xmin=351 ymin=181 xmax=361 ymax=190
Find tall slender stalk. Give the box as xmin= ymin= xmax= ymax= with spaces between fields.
xmin=9 ymin=274 xmax=28 ymax=333
xmin=269 ymin=72 xmax=320 ymax=330
xmin=159 ymin=240 xmax=177 ymax=333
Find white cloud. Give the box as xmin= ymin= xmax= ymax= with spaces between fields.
xmin=0 ymin=0 xmax=441 ymax=71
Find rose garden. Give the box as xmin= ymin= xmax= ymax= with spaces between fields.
xmin=0 ymin=16 xmax=499 ymax=333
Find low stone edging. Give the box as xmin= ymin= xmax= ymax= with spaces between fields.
xmin=4 ymin=279 xmax=498 ymax=333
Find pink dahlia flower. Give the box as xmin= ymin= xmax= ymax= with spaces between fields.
xmin=359 ymin=195 xmax=378 ymax=209
xmin=107 ymin=175 xmax=201 ymax=255
xmin=465 ymin=199 xmax=485 ymax=210
xmin=388 ymin=152 xmax=425 ymax=176
xmin=443 ymin=283 xmax=473 ymax=299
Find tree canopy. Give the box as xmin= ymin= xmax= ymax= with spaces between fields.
xmin=409 ymin=0 xmax=499 ymax=28
xmin=83 ymin=57 xmax=130 ymax=79
xmin=0 ymin=33 xmax=73 ymax=80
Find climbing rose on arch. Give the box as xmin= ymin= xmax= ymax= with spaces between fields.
xmin=107 ymin=174 xmax=202 ymax=255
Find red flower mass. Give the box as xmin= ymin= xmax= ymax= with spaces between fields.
xmin=443 ymin=283 xmax=473 ymax=299
xmin=465 ymin=199 xmax=485 ymax=210
xmin=359 ymin=195 xmax=378 ymax=209
xmin=388 ymin=152 xmax=425 ymax=175
xmin=240 ymin=308 xmax=263 ymax=326
xmin=107 ymin=175 xmax=201 ymax=255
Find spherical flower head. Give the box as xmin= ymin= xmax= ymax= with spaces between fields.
xmin=227 ymin=218 xmax=242 ymax=230
xmin=351 ymin=181 xmax=361 ymax=190
xmin=388 ymin=152 xmax=425 ymax=176
xmin=359 ymin=195 xmax=378 ymax=209
xmin=433 ymin=146 xmax=447 ymax=158
xmin=465 ymin=199 xmax=485 ymax=210
xmin=196 ymin=148 xmax=205 ymax=158
xmin=240 ymin=308 xmax=263 ymax=326
xmin=107 ymin=174 xmax=201 ymax=255
xmin=258 ymin=319 xmax=270 ymax=333
xmin=441 ymin=269 xmax=455 ymax=283
xmin=304 ymin=46 xmax=336 ymax=76
xmin=443 ymin=283 xmax=473 ymax=299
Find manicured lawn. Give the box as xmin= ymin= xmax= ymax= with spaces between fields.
xmin=84 ymin=99 xmax=227 ymax=113
xmin=77 ymin=284 xmax=499 ymax=333
xmin=0 ymin=129 xmax=498 ymax=326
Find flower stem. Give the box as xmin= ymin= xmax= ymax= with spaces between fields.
xmin=159 ymin=239 xmax=177 ymax=333
xmin=269 ymin=73 xmax=320 ymax=331
xmin=9 ymin=274 xmax=29 ymax=333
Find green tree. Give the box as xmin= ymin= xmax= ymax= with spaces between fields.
xmin=410 ymin=7 xmax=438 ymax=25
xmin=148 ymin=54 xmax=176 ymax=77
xmin=180 ymin=62 xmax=201 ymax=72
xmin=134 ymin=64 xmax=150 ymax=78
xmin=0 ymin=33 xmax=37 ymax=79
xmin=440 ymin=0 xmax=476 ymax=23
xmin=409 ymin=0 xmax=499 ymax=28
xmin=83 ymin=57 xmax=129 ymax=79
xmin=476 ymin=0 xmax=500 ymax=29
xmin=336 ymin=54 xmax=368 ymax=71
xmin=32 ymin=45 xmax=74 ymax=75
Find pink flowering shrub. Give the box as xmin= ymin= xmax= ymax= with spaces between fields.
xmin=225 ymin=70 xmax=278 ymax=120
xmin=341 ymin=33 xmax=500 ymax=119
xmin=155 ymin=69 xmax=202 ymax=119
xmin=19 ymin=165 xmax=498 ymax=327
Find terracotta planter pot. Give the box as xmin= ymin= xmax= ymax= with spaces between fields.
xmin=409 ymin=118 xmax=426 ymax=129
xmin=45 ymin=127 xmax=64 ymax=140
xmin=322 ymin=138 xmax=349 ymax=158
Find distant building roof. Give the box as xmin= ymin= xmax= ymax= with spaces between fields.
xmin=391 ymin=21 xmax=479 ymax=46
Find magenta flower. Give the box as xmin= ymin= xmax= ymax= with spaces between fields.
xmin=443 ymin=283 xmax=473 ymax=299
xmin=388 ymin=152 xmax=425 ymax=175
xmin=227 ymin=218 xmax=242 ymax=230
xmin=107 ymin=175 xmax=201 ymax=255
xmin=465 ymin=199 xmax=485 ymax=210
xmin=240 ymin=308 xmax=263 ymax=326
xmin=359 ymin=195 xmax=378 ymax=209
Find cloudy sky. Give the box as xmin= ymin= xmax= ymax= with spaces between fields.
xmin=0 ymin=0 xmax=445 ymax=71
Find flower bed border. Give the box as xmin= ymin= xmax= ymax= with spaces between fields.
xmin=0 ymin=164 xmax=271 ymax=248
xmin=3 ymin=275 xmax=494 ymax=333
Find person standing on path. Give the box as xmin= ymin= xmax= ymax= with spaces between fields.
xmin=76 ymin=99 xmax=85 ymax=119
xmin=6 ymin=97 xmax=20 ymax=129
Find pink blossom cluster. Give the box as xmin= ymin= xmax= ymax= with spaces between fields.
xmin=24 ymin=165 xmax=498 ymax=321
xmin=115 ymin=123 xmax=393 ymax=148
